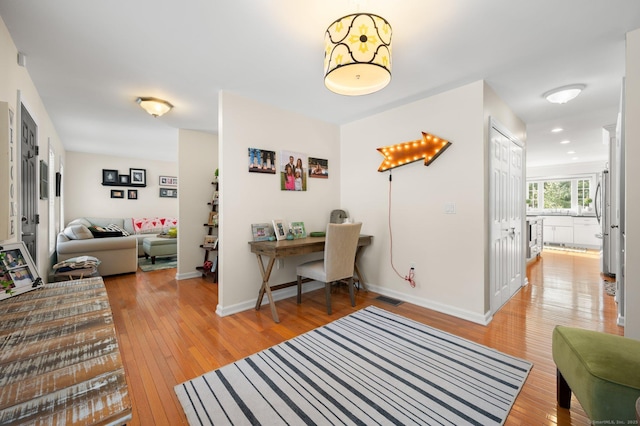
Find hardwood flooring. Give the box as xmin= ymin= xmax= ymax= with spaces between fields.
xmin=104 ymin=249 xmax=621 ymax=425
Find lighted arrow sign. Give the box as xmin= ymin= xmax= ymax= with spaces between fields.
xmin=377 ymin=132 xmax=452 ymax=172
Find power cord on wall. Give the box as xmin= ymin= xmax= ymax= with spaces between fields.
xmin=387 ymin=171 xmax=416 ymax=288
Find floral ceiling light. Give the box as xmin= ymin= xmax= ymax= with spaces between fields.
xmin=324 ymin=13 xmax=392 ymax=96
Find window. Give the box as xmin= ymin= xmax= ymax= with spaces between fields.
xmin=527 ymin=182 xmax=539 ymax=209
xmin=577 ymin=179 xmax=591 ymax=208
xmin=543 ymin=180 xmax=571 ymax=209
xmin=527 ymin=174 xmax=596 ymax=212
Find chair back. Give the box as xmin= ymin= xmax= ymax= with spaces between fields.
xmin=323 ymin=222 xmax=362 ymax=282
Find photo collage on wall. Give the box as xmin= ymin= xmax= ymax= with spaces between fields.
xmin=247 ymin=148 xmax=329 ymax=191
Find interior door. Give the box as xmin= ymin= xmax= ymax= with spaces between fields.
xmin=490 ymin=119 xmax=524 ymax=313
xmin=20 ymin=105 xmax=38 ymax=262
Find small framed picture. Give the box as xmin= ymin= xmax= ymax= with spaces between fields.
xmin=251 ymin=223 xmax=275 ymax=241
xmin=159 ymin=188 xmax=177 ymax=198
xmin=290 ymin=221 xmax=306 ymax=239
xmin=103 ymin=169 xmax=118 ymax=184
xmin=272 ymin=219 xmax=287 ymax=241
xmin=208 ymin=211 xmax=218 ymax=226
xmin=130 ymin=168 xmax=146 ymax=186
xmin=203 ymin=235 xmax=218 ymax=248
xmin=159 ymin=175 xmax=177 ymax=186
xmin=111 ymin=189 xmax=124 ymax=199
xmin=119 ymin=174 xmax=130 ymax=184
xmin=248 ymin=148 xmax=276 ymax=174
xmin=309 ymin=157 xmax=329 ymax=179
xmin=0 ymin=242 xmax=43 ymax=301
xmin=128 ymin=189 xmax=138 ymax=200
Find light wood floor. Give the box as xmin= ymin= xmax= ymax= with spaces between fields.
xmin=104 ymin=249 xmax=621 ymax=425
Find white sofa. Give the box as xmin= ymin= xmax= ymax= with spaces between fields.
xmin=56 ymin=217 xmax=175 ymax=276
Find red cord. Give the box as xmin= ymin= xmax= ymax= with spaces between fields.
xmin=388 ymin=172 xmax=416 ymax=288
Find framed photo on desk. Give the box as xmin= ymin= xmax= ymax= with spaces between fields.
xmin=272 ymin=219 xmax=287 ymax=240
xmin=290 ymin=221 xmax=306 ymax=239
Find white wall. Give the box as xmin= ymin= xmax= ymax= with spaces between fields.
xmin=217 ymin=91 xmax=341 ymax=315
xmin=177 ymin=129 xmax=218 ymax=279
xmin=64 ymin=151 xmax=178 ymax=222
xmin=624 ymin=28 xmax=640 ymax=339
xmin=0 ymin=16 xmax=66 ymax=280
xmin=342 ymin=81 xmax=488 ymax=323
xmin=527 ymin=161 xmax=606 ymax=179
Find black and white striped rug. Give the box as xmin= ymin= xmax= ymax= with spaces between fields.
xmin=175 ymin=306 xmax=532 ymax=425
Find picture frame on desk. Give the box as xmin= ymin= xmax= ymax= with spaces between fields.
xmin=0 ymin=241 xmax=43 ymax=300
xmin=272 ymin=219 xmax=287 ymax=241
xmin=251 ymin=223 xmax=275 ymax=241
xmin=290 ymin=221 xmax=306 ymax=239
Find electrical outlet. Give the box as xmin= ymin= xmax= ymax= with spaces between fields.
xmin=410 ymin=262 xmax=416 ymax=270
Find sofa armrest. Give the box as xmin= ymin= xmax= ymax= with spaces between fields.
xmin=57 ymin=235 xmax=137 ymax=254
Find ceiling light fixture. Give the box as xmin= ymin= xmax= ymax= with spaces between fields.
xmin=543 ymin=84 xmax=585 ymax=104
xmin=136 ymin=97 xmax=173 ymax=117
xmin=324 ymin=13 xmax=392 ymax=96
xmin=560 ymin=140 xmax=571 ymax=144
xmin=551 ymin=127 xmax=564 ymax=133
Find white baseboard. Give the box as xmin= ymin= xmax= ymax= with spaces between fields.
xmin=175 ymin=271 xmax=202 ymax=280
xmin=216 ymin=281 xmax=324 ymax=317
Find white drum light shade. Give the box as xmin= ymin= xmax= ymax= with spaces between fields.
xmin=136 ymin=97 xmax=173 ymax=117
xmin=324 ymin=13 xmax=392 ymax=96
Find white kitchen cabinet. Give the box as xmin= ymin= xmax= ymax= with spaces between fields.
xmin=573 ymin=217 xmax=601 ymax=248
xmin=541 ymin=216 xmax=573 ymax=246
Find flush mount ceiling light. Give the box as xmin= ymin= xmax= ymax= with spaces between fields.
xmin=136 ymin=97 xmax=173 ymax=117
xmin=543 ymin=84 xmax=586 ymax=104
xmin=324 ymin=13 xmax=392 ymax=96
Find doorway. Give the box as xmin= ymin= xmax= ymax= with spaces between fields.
xmin=21 ymin=104 xmax=38 ymax=262
xmin=490 ymin=118 xmax=525 ymax=314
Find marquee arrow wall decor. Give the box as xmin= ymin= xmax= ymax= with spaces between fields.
xmin=377 ymin=132 xmax=452 ymax=172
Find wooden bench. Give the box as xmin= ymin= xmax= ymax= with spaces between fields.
xmin=0 ymin=277 xmax=132 ymax=425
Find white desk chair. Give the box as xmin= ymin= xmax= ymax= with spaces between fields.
xmin=296 ymin=222 xmax=362 ymax=314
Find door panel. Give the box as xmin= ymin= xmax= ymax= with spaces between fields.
xmin=490 ymin=119 xmax=524 ymax=313
xmin=21 ymin=105 xmax=37 ymax=262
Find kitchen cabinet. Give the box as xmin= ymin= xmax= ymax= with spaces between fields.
xmin=526 ymin=217 xmax=544 ymax=261
xmin=573 ymin=217 xmax=601 ymax=248
xmin=542 ymin=216 xmax=574 ymax=246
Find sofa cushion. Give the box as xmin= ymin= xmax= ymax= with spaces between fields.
xmin=104 ymin=223 xmax=130 ymax=236
xmin=64 ymin=224 xmax=94 ymax=240
xmin=88 ymin=226 xmax=123 ymax=238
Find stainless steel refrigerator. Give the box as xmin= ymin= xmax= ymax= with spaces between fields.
xmin=595 ymin=169 xmax=615 ymax=277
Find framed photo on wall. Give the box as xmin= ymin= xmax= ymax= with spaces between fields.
xmin=309 ymin=157 xmax=329 ymax=179
xmin=111 ymin=189 xmax=124 ymax=199
xmin=119 ymin=174 xmax=130 ymax=184
xmin=102 ymin=169 xmax=118 ymax=184
xmin=159 ymin=188 xmax=177 ymax=198
xmin=159 ymin=176 xmax=177 ymax=186
xmin=248 ymin=148 xmax=276 ymax=174
xmin=280 ymin=150 xmax=307 ymax=191
xmin=127 ymin=189 xmax=138 ymax=200
xmin=130 ymin=168 xmax=146 ymax=186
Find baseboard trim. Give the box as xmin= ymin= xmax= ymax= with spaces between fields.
xmin=175 ymin=271 xmax=202 ymax=280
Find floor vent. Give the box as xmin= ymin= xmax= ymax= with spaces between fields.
xmin=375 ymin=295 xmax=403 ymax=306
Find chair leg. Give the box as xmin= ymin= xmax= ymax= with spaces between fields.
xmin=297 ymin=275 xmax=302 ymax=304
xmin=325 ymin=282 xmax=332 ymax=314
xmin=347 ymin=277 xmax=355 ymax=307
xmin=557 ymin=369 xmax=572 ymax=408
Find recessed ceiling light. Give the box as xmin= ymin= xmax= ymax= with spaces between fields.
xmin=560 ymin=140 xmax=571 ymax=144
xmin=572 ymin=157 xmax=579 ymax=161
xmin=543 ymin=84 xmax=586 ymax=104
xmin=567 ymin=151 xmax=576 ymax=154
xmin=551 ymin=128 xmax=564 ymax=133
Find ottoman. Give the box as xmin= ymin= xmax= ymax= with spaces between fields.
xmin=552 ymin=325 xmax=640 ymax=423
xmin=142 ymin=237 xmax=177 ymax=264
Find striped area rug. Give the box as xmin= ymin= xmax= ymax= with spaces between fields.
xmin=175 ymin=306 xmax=532 ymax=425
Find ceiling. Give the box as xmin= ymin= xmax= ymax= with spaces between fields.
xmin=0 ymin=1 xmax=638 ymax=168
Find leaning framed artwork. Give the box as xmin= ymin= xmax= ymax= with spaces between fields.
xmin=0 ymin=242 xmax=43 ymax=300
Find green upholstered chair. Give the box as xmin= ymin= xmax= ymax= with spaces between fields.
xmin=552 ymin=325 xmax=640 ymax=423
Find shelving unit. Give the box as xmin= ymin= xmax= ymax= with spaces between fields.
xmin=196 ymin=179 xmax=218 ymax=282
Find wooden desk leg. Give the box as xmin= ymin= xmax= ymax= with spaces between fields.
xmin=254 ymin=255 xmax=280 ymax=323
xmin=354 ymin=247 xmax=368 ymax=292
